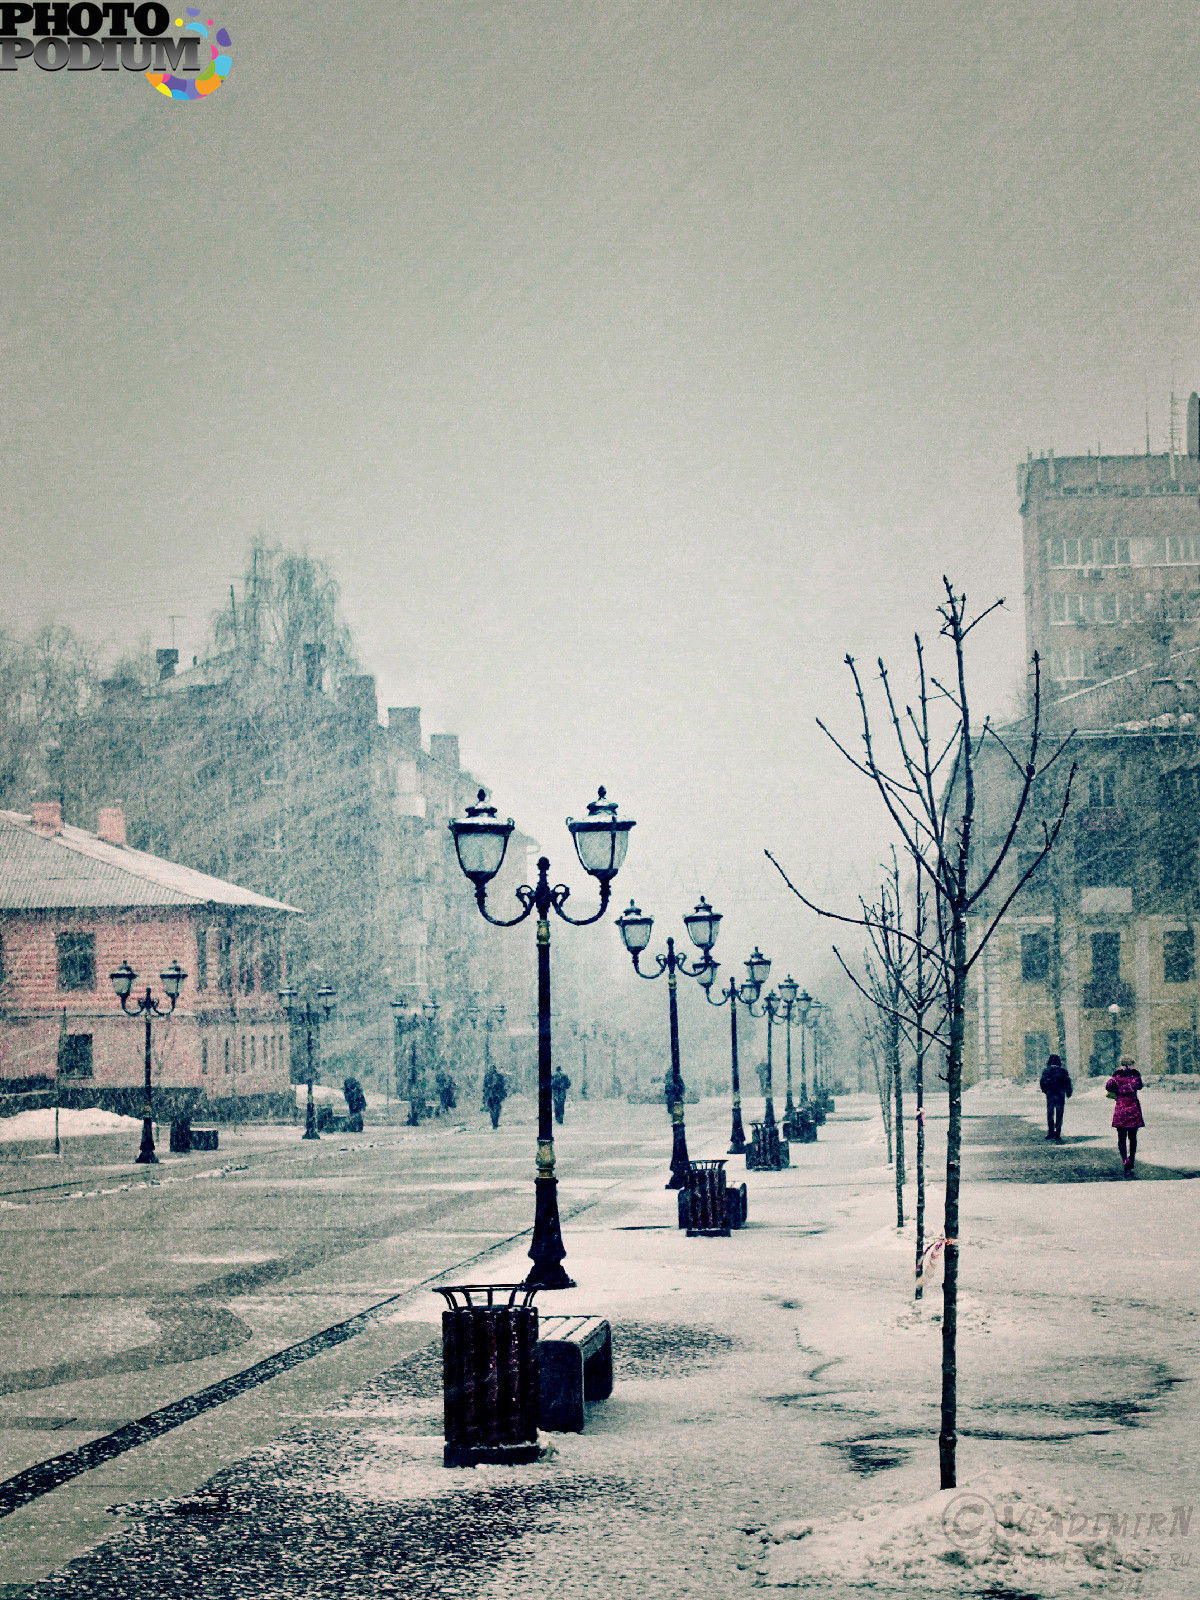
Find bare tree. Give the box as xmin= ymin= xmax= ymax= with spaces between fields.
xmin=768 ymin=578 xmax=1075 ymax=1489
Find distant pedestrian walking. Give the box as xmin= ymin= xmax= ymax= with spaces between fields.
xmin=342 ymin=1077 xmax=366 ymax=1133
xmin=435 ymin=1068 xmax=458 ymax=1115
xmin=1039 ymin=1055 xmax=1072 ymax=1142
xmin=1105 ymin=1057 xmax=1145 ymax=1177
xmin=551 ymin=1068 xmax=571 ymax=1125
xmin=482 ymin=1065 xmax=508 ymax=1130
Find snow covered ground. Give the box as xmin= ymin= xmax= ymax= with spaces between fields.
xmin=3 ymin=1088 xmax=1198 ymax=1599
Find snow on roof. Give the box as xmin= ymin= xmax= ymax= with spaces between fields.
xmin=0 ymin=812 xmax=300 ymax=914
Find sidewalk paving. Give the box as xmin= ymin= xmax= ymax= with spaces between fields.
xmin=3 ymin=1087 xmax=1200 ymax=1598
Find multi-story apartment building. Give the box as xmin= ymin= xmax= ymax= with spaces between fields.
xmin=1020 ymin=416 xmax=1200 ymax=696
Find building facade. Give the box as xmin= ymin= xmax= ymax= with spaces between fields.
xmin=967 ymin=657 xmax=1200 ymax=1083
xmin=1020 ymin=427 xmax=1200 ymax=697
xmin=26 ymin=650 xmax=540 ymax=1096
xmin=0 ymin=801 xmax=297 ymax=1116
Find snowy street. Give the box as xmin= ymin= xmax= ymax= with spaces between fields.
xmin=1 ymin=1086 xmax=1198 ymax=1597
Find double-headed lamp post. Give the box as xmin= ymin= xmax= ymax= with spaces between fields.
xmin=109 ymin=958 xmax=188 ymax=1165
xmin=696 ymin=946 xmax=771 ymax=1153
xmin=278 ymin=984 xmax=336 ymax=1139
xmin=449 ymin=786 xmax=634 ymax=1291
xmin=616 ymin=896 xmax=722 ymax=1189
xmin=776 ymin=975 xmax=801 ymax=1129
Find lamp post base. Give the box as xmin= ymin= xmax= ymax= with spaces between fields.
xmin=729 ymin=1103 xmax=747 ymax=1154
xmin=667 ymin=1118 xmax=690 ymax=1189
xmin=136 ymin=1118 xmax=157 ymax=1165
xmin=526 ymin=1175 xmax=575 ymax=1290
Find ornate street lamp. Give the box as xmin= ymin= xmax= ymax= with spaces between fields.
xmin=110 ymin=958 xmax=188 ymax=1165
xmin=617 ymin=896 xmax=721 ymax=1189
xmin=449 ymin=786 xmax=634 ymax=1290
xmin=279 ymin=983 xmax=336 ymax=1139
xmin=697 ymin=948 xmax=770 ymax=1153
xmin=776 ymin=975 xmax=800 ymax=1129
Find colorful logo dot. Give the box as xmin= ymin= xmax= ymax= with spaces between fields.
xmin=146 ymin=8 xmax=231 ymax=102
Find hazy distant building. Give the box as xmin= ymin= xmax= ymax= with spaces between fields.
xmin=25 ymin=651 xmax=538 ymax=1094
xmin=1020 ymin=402 xmax=1200 ymax=696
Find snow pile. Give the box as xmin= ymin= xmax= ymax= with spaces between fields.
xmin=757 ymin=1470 xmax=1154 ymax=1594
xmin=0 ymin=1107 xmax=144 ymax=1141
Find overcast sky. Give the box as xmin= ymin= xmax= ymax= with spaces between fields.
xmin=3 ymin=0 xmax=1199 ymax=999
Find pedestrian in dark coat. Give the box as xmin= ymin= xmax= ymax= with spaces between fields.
xmin=482 ymin=1065 xmax=507 ymax=1130
xmin=1105 ymin=1057 xmax=1145 ymax=1176
xmin=1038 ymin=1055 xmax=1072 ymax=1141
xmin=550 ymin=1068 xmax=571 ymax=1125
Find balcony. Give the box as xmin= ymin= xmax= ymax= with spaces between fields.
xmin=1081 ymin=977 xmax=1135 ymax=1012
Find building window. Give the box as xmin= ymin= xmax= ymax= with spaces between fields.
xmin=241 ymin=1036 xmax=246 ymax=1072
xmin=1024 ymin=1031 xmax=1051 ymax=1080
xmin=0 ymin=931 xmax=5 ymax=985
xmin=1047 ymin=536 xmax=1129 ymax=569
xmin=1091 ymin=931 xmax=1121 ymax=985
xmin=1020 ymin=929 xmax=1051 ymax=982
xmin=1164 ymin=929 xmax=1195 ymax=983
xmin=56 ymin=931 xmax=95 ymax=991
xmin=261 ymin=929 xmax=279 ymax=994
xmin=1088 ymin=772 xmax=1117 ymax=808
xmin=1049 ymin=647 xmax=1090 ymax=682
xmin=239 ymin=929 xmax=256 ymax=993
xmin=218 ymin=927 xmax=233 ymax=994
xmin=58 ymin=1033 xmax=93 ymax=1079
xmin=251 ymin=1034 xmax=257 ymax=1070
xmin=1166 ymin=1029 xmax=1196 ymax=1074
xmin=1153 ymin=533 xmax=1200 ymax=565
xmin=224 ymin=1037 xmax=231 ymax=1074
xmin=196 ymin=926 xmax=208 ymax=991
xmin=202 ymin=1038 xmax=209 ymax=1075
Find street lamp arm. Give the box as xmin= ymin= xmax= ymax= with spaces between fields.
xmin=674 ymin=949 xmax=712 ymax=981
xmin=703 ymin=981 xmax=734 ymax=1009
xmin=629 ymin=949 xmax=669 ymax=981
xmin=117 ymin=991 xmax=176 ymax=1020
xmin=550 ymin=877 xmax=613 ymax=928
xmin=472 ymin=880 xmax=539 ymax=929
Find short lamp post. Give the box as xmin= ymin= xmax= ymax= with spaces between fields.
xmin=278 ymin=984 xmax=336 ymax=1139
xmin=449 ymin=786 xmax=634 ymax=1290
xmin=696 ymin=945 xmax=770 ymax=1153
xmin=617 ymin=896 xmax=722 ymax=1189
xmin=109 ymin=958 xmax=188 ymax=1165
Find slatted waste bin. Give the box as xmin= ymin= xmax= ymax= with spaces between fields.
xmin=435 ymin=1284 xmax=541 ymax=1468
xmin=745 ymin=1121 xmax=790 ymax=1171
xmin=683 ymin=1159 xmax=731 ymax=1236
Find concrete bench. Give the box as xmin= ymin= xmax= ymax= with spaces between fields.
xmin=538 ymin=1315 xmax=613 ymax=1432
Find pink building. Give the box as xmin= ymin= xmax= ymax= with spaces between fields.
xmin=0 ymin=802 xmax=300 ymax=1117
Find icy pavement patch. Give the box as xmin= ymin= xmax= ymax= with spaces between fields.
xmin=0 ymin=1107 xmax=144 ymax=1140
xmin=756 ymin=1469 xmax=1156 ymax=1594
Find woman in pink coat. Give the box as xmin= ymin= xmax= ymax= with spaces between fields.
xmin=1105 ymin=1057 xmax=1145 ymax=1177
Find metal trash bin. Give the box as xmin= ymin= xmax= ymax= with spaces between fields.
xmin=745 ymin=1121 xmax=790 ymax=1171
xmin=684 ymin=1159 xmax=731 ymax=1236
xmin=435 ymin=1284 xmax=541 ymax=1467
